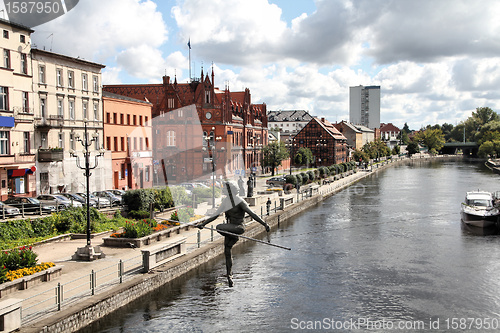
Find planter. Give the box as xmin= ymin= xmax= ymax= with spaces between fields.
xmin=103 ymin=225 xmax=190 ymax=248
xmin=0 ymin=265 xmax=62 ymax=298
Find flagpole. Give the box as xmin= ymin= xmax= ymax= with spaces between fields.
xmin=188 ymin=38 xmax=191 ymax=81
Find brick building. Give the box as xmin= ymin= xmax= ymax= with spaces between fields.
xmin=293 ymin=117 xmax=348 ymax=167
xmin=103 ymin=68 xmax=268 ymax=184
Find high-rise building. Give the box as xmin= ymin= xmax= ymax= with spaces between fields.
xmin=349 ymin=85 xmax=380 ymax=129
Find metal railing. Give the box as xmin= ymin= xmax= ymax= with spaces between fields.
xmin=20 ymin=255 xmax=142 ymax=324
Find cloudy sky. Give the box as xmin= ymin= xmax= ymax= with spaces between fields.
xmin=20 ymin=0 xmax=500 ymax=129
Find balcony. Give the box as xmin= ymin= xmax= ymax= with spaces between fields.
xmin=13 ymin=107 xmax=34 ymax=123
xmin=37 ymin=149 xmax=63 ymax=162
xmin=34 ymin=115 xmax=64 ymax=128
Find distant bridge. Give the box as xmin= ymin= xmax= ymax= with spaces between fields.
xmin=440 ymin=142 xmax=479 ymax=156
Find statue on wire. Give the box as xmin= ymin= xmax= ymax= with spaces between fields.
xmin=196 ymin=181 xmax=270 ymax=287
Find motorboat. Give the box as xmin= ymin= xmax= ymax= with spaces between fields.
xmin=461 ymin=191 xmax=500 ymax=228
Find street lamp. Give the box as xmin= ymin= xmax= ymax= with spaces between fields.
xmin=203 ymin=128 xmax=225 ymax=209
xmin=70 ymin=119 xmax=105 ymax=261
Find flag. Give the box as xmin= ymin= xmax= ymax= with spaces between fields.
xmin=187 ymin=38 xmax=191 ymax=49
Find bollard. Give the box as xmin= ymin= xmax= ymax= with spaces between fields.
xmin=22 ymin=203 xmax=25 ymax=218
xmin=39 ymin=202 xmax=43 ymax=216
xmin=197 ymin=230 xmax=201 ymax=248
xmin=2 ymin=204 xmax=4 ymax=220
xmin=274 ymin=201 xmax=277 ymax=213
xmin=56 ymin=283 xmax=62 ymax=311
xmin=90 ymin=270 xmax=95 ymax=296
xmin=278 ymin=214 xmax=280 ymax=227
xmin=211 ymin=226 xmax=214 ymax=242
xmin=261 ymin=206 xmax=263 ymax=218
xmin=119 ymin=260 xmax=124 ymax=283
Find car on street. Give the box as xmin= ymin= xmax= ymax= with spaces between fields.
xmin=0 ymin=201 xmax=20 ymax=218
xmin=266 ymin=176 xmax=286 ymax=187
xmin=59 ymin=193 xmax=94 ymax=207
xmin=3 ymin=197 xmax=55 ymax=214
xmin=37 ymin=194 xmax=82 ymax=210
xmin=106 ymin=189 xmax=125 ymax=202
xmin=93 ymin=191 xmax=121 ymax=206
xmin=77 ymin=192 xmax=111 ymax=207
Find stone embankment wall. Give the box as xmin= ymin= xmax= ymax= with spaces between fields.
xmin=24 ymin=154 xmax=463 ymax=333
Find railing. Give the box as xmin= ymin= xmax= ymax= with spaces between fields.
xmin=21 ymin=255 xmax=143 ymax=324
xmin=34 ymin=115 xmax=64 ymax=127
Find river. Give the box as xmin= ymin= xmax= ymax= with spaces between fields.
xmin=80 ymin=159 xmax=500 ymax=332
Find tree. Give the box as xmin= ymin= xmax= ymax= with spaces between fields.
xmin=352 ymin=149 xmax=369 ymax=163
xmin=402 ymin=122 xmax=411 ymax=134
xmin=392 ymin=145 xmax=400 ymax=155
xmin=262 ymin=141 xmax=289 ymax=176
xmin=407 ymin=141 xmax=420 ymax=156
xmin=413 ymin=128 xmax=445 ymax=152
xmin=294 ymin=147 xmax=314 ymax=166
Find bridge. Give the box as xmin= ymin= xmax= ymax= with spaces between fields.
xmin=440 ymin=142 xmax=479 ymax=156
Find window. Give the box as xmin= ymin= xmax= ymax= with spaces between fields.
xmin=145 ymin=137 xmax=149 ymax=149
xmin=139 ymin=116 xmax=143 ymax=126
xmin=20 ymin=35 xmax=25 ymax=43
xmin=21 ymin=53 xmax=27 ymax=74
xmin=145 ymin=166 xmax=150 ymax=182
xmin=121 ymin=137 xmax=125 ymax=151
xmin=23 ymin=132 xmax=30 ymax=154
xmin=69 ymin=99 xmax=75 ymax=120
xmin=0 ymin=87 xmax=8 ymax=110
xmin=39 ymin=66 xmax=46 ymax=84
xmin=56 ymin=69 xmax=63 ymax=86
xmin=0 ymin=131 xmax=9 ymax=155
xmin=140 ymin=137 xmax=143 ymax=150
xmin=106 ymin=113 xmax=110 ymax=124
xmin=82 ymin=73 xmax=88 ymax=91
xmin=127 ymin=114 xmax=130 ymax=125
xmin=205 ymin=91 xmax=210 ymax=103
xmin=3 ymin=49 xmax=10 ymax=68
xmin=40 ymin=96 xmax=46 ymax=118
xmin=133 ymin=115 xmax=136 ymax=125
xmin=3 ymin=30 xmax=8 ymax=39
xmin=106 ymin=137 xmax=111 ymax=150
xmin=82 ymin=100 xmax=88 ymax=119
xmin=145 ymin=116 xmax=148 ymax=124
xmin=121 ymin=164 xmax=126 ymax=179
xmin=120 ymin=113 xmax=124 ymax=125
xmin=114 ymin=137 xmax=118 ymax=151
xmin=40 ymin=132 xmax=47 ymax=148
xmin=93 ymin=75 xmax=99 ymax=92
xmin=113 ymin=112 xmax=117 ymax=124
xmin=167 ymin=98 xmax=174 ymax=108
xmin=22 ymin=92 xmax=29 ymax=112
xmin=94 ymin=134 xmax=99 ymax=150
xmin=178 ymin=109 xmax=184 ymax=117
xmin=166 ymin=131 xmax=176 ymax=146
xmin=58 ymin=133 xmax=64 ymax=148
xmin=133 ymin=137 xmax=137 ymax=150
xmin=68 ymin=71 xmax=74 ymax=88
xmin=70 ymin=133 xmax=75 ymax=150
xmin=93 ymin=102 xmax=99 ymax=120
xmin=57 ymin=99 xmax=63 ymax=117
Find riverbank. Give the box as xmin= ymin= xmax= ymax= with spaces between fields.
xmin=11 ymin=154 xmax=462 ymax=332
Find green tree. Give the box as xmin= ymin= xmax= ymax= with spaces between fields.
xmin=294 ymin=147 xmax=314 ymax=166
xmin=407 ymin=141 xmax=420 ymax=156
xmin=392 ymin=145 xmax=400 ymax=155
xmin=352 ymin=149 xmax=369 ymax=163
xmin=262 ymin=141 xmax=289 ymax=176
xmin=414 ymin=128 xmax=445 ymax=152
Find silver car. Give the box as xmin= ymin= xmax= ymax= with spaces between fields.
xmin=0 ymin=201 xmax=20 ymax=217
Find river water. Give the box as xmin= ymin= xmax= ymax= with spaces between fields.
xmin=80 ymin=160 xmax=500 ymax=332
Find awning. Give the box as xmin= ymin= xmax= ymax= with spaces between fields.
xmin=0 ymin=116 xmax=15 ymax=128
xmin=7 ymin=167 xmax=35 ymax=177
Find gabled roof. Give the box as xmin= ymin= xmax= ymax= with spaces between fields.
xmin=336 ymin=120 xmax=362 ymax=133
xmin=267 ymin=110 xmax=313 ymax=122
xmin=380 ymin=123 xmax=401 ymax=132
xmin=353 ymin=124 xmax=374 ymax=133
xmin=315 ymin=118 xmax=347 ymax=141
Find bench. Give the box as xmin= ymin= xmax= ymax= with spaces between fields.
xmin=141 ymin=238 xmax=186 ymax=273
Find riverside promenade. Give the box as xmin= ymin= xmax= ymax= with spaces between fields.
xmin=1 ymin=155 xmax=457 ymax=332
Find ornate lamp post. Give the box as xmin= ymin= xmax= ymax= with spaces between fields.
xmin=70 ymin=119 xmax=105 ymax=261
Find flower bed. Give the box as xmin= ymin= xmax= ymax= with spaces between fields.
xmin=103 ymin=225 xmax=187 ymax=248
xmin=0 ymin=264 xmax=62 ymax=298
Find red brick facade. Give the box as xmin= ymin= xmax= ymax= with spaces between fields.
xmin=103 ymin=69 xmax=268 ymax=184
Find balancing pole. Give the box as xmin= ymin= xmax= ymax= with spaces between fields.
xmin=156 ymin=217 xmax=291 ymax=251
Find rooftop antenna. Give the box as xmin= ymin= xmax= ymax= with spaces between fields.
xmin=47 ymin=33 xmax=53 ymax=51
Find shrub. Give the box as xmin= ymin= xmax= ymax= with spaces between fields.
xmin=177 ymin=207 xmax=194 ymax=222
xmin=153 ymin=187 xmax=173 ymax=210
xmin=284 ymin=183 xmax=294 ymax=193
xmin=285 ymin=174 xmax=297 ymax=186
xmin=300 ymin=172 xmax=309 ymax=184
xmin=122 ymin=220 xmax=152 ymax=238
xmin=128 ymin=210 xmax=150 ymax=220
xmin=307 ymin=170 xmax=315 ymax=182
xmin=123 ymin=189 xmax=155 ymax=212
xmin=295 ymin=173 xmax=303 ymax=185
xmin=170 ymin=186 xmax=189 ymax=205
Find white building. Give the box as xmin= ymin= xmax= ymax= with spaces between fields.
xmin=31 ymin=49 xmax=112 ymax=194
xmin=349 ymin=85 xmax=380 ymax=129
xmin=267 ymin=110 xmax=313 ymax=143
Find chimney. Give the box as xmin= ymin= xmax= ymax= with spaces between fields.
xmin=321 ymin=117 xmax=325 ymax=123
xmin=163 ymin=76 xmax=170 ymax=85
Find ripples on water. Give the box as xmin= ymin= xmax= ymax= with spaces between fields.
xmin=81 ymin=160 xmax=500 ymax=332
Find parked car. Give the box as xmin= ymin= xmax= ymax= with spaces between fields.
xmin=77 ymin=192 xmax=111 ymax=207
xmin=37 ymin=194 xmax=82 ymax=210
xmin=266 ymin=176 xmax=286 ymax=187
xmin=59 ymin=193 xmax=95 ymax=207
xmin=106 ymin=189 xmax=125 ymax=202
xmin=0 ymin=201 xmax=20 ymax=217
xmin=93 ymin=191 xmax=121 ymax=206
xmin=3 ymin=197 xmax=55 ymax=214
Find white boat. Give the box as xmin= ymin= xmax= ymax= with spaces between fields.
xmin=461 ymin=191 xmax=500 ymax=228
